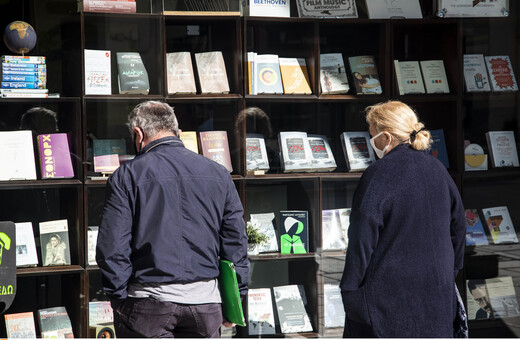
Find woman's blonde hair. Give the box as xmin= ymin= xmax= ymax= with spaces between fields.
xmin=365 ymin=101 xmax=432 ymax=151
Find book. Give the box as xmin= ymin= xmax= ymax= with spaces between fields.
xmin=39 ymin=219 xmax=71 ymax=266
xmin=37 ymin=133 xmax=75 ymax=179
xmin=485 ymin=276 xmax=520 ymax=318
xmin=465 ymin=209 xmax=489 ymax=246
xmin=463 ymin=54 xmax=491 ymax=92
xmin=364 ymin=0 xmax=422 ymax=19
xmin=89 ymin=301 xmax=113 ymax=326
xmin=218 ymin=260 xmax=246 ymax=326
xmin=466 ymin=279 xmax=493 ymax=320
xmin=0 ymin=130 xmax=37 ymax=181
xmin=348 ymin=55 xmax=382 ymax=94
xmin=84 ymin=49 xmax=111 ymax=95
xmin=273 ymin=285 xmax=313 ymax=333
xmin=340 ymin=131 xmax=376 ymax=172
xmin=278 ymin=131 xmax=313 ymax=173
xmin=78 ymin=0 xmax=137 ymax=13
xmin=15 ymin=222 xmax=39 ymax=267
xmin=247 ymin=288 xmax=276 ymax=335
xmin=246 ymin=133 xmax=269 ymax=172
xmin=278 ymin=57 xmax=312 ymax=95
xmin=194 ymin=51 xmax=229 ymax=94
xmin=395 ymin=60 xmax=425 ymax=94
xmin=420 ymin=60 xmax=450 ymax=94
xmin=166 ymin=52 xmax=197 ymax=94
xmin=2 ymin=55 xmax=46 ymax=63
xmin=87 ymin=226 xmax=99 ymax=266
xmin=93 ymin=139 xmax=127 ymax=157
xmin=322 ymin=208 xmax=351 ymax=250
xmin=320 ymin=53 xmax=349 ymax=94
xmin=116 ymin=52 xmax=150 ymax=95
xmin=93 ymin=154 xmax=120 ymax=173
xmin=464 ymin=143 xmax=488 ymax=171
xmin=37 ymin=306 xmax=74 ymax=338
xmin=179 ymin=131 xmax=199 ymax=154
xmin=242 ymin=0 xmax=290 ymax=17
xmin=485 ymin=55 xmax=518 ymax=91
xmin=323 ymin=284 xmax=346 ymax=328
xmin=482 ymin=206 xmax=518 ymax=245
xmin=1 ymin=92 xmax=48 ymax=98
xmin=4 ymin=311 xmax=37 ymax=338
xmin=254 ymin=54 xmax=283 ymax=94
xmin=2 ymin=82 xmax=45 ymax=89
xmin=428 ymin=129 xmax=450 ymax=168
xmin=247 ymin=51 xmax=256 ymax=94
xmin=199 ymin=130 xmax=233 ymax=172
xmin=307 ymin=134 xmax=337 ymax=172
xmin=280 ymin=210 xmax=309 ymax=254
xmin=2 ymin=74 xmax=46 ymax=82
xmin=485 ymin=131 xmax=519 ymax=167
xmin=249 ymin=212 xmax=278 ymax=253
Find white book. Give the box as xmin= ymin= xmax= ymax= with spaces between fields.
xmin=365 ymin=0 xmax=422 ymax=18
xmin=394 ymin=60 xmax=405 ymax=95
xmin=340 ymin=131 xmax=376 ymax=172
xmin=322 ymin=209 xmax=346 ymax=250
xmin=338 ymin=208 xmax=351 ymax=247
xmin=485 ymin=277 xmax=520 ymax=318
xmin=246 ymin=133 xmax=270 ymax=172
xmin=39 ymin=219 xmax=71 ymax=266
xmin=485 ymin=55 xmax=518 ymax=92
xmin=254 ymin=54 xmax=283 ymax=94
xmin=4 ymin=312 xmax=37 ymax=339
xmin=396 ymin=61 xmax=425 ymax=94
xmin=485 ymin=131 xmax=519 ymax=167
xmin=15 ymin=222 xmax=38 ymax=267
xmin=84 ymin=49 xmax=111 ymax=95
xmin=307 ymin=134 xmax=336 ymax=172
xmin=273 ymin=285 xmax=313 ymax=333
xmin=0 ymin=130 xmax=37 ymax=181
xmin=482 ymin=206 xmax=518 ymax=245
xmin=194 ymin=51 xmax=230 ymax=94
xmin=87 ymin=226 xmax=99 ymax=266
xmin=249 ymin=212 xmax=278 ymax=253
xmin=166 ymin=52 xmax=197 ymax=95
xmin=247 ymin=288 xmax=276 ymax=335
xmin=324 ymin=284 xmax=346 ymax=328
xmin=320 ymin=53 xmax=349 ymax=94
xmin=420 ymin=60 xmax=450 ymax=94
xmin=278 ymin=131 xmax=313 ymax=173
xmin=463 ymin=54 xmax=491 ymax=92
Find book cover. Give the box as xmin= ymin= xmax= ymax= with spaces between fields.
xmin=250 ymin=212 xmax=278 ymax=253
xmin=464 ymin=143 xmax=488 ymax=171
xmin=247 ymin=51 xmax=256 ymax=94
xmin=482 ymin=206 xmax=518 ymax=244
xmin=365 ymin=0 xmax=422 ymax=19
xmin=321 ymin=209 xmax=349 ymax=250
xmin=278 ymin=131 xmax=313 ymax=173
xmin=396 ymin=60 xmax=425 ymax=94
xmin=1 ymin=81 xmax=45 ymax=89
xmin=93 ymin=154 xmax=120 ymax=173
xmin=87 ymin=226 xmax=99 ymax=266
xmin=84 ymin=49 xmax=111 ymax=95
xmin=485 ymin=276 xmax=520 ymax=318
xmin=466 ymin=279 xmax=493 ymax=320
xmin=420 ymin=60 xmax=450 ymax=94
xmin=4 ymin=311 xmax=37 ymax=338
xmin=2 ymin=55 xmax=46 ymax=63
xmin=280 ymin=210 xmax=309 ymax=254
xmin=78 ymin=0 xmax=136 ymax=13
xmin=199 ymin=131 xmax=233 ymax=172
xmin=337 ymin=208 xmax=351 ymax=247
xmin=39 ymin=219 xmax=71 ymax=266
xmin=246 ymin=133 xmax=269 ymax=172
xmin=428 ymin=129 xmax=450 ymax=168
xmin=247 ymin=288 xmax=276 ymax=335
xmin=254 ymin=54 xmax=284 ymax=94
xmin=92 ymin=139 xmax=127 ymax=157
xmin=15 ymin=222 xmax=38 ymax=267
xmin=2 ymin=74 xmax=46 ymax=82
xmin=323 ymin=283 xmax=346 ymax=328
xmin=340 ymin=131 xmax=376 ymax=172
xmin=0 ymin=130 xmax=37 ymax=181
xmin=485 ymin=131 xmax=519 ymax=167
xmin=194 ymin=51 xmax=230 ymax=94
xmin=89 ymin=301 xmax=113 ymax=326
xmin=37 ymin=306 xmax=74 ymax=338
xmin=320 ymin=53 xmax=349 ymax=94
xmin=348 ymin=55 xmax=382 ymax=94
xmin=278 ymin=57 xmax=312 ymax=94
xmin=273 ymin=285 xmax=313 ymax=333
xmin=37 ymin=133 xmax=74 ymax=179
xmin=307 ymin=134 xmax=336 ymax=172
xmin=116 ymin=52 xmax=149 ymax=95
xmin=485 ymin=56 xmax=518 ymax=91
xmin=465 ymin=209 xmax=489 ymax=246
xmin=166 ymin=52 xmax=197 ymax=94
xmin=179 ymin=131 xmax=199 ymax=154
xmin=463 ymin=54 xmax=491 ymax=92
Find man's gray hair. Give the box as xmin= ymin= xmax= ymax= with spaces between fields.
xmin=128 ymin=101 xmax=179 ymax=140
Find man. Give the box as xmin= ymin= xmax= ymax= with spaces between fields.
xmin=467 ymin=280 xmax=492 ymax=319
xmin=96 ymin=101 xmax=249 ymax=338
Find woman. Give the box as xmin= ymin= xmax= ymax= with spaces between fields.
xmin=45 ymin=233 xmax=67 ymax=266
xmin=340 ymin=101 xmax=466 ymax=337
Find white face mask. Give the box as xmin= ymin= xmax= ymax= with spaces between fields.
xmin=370 ymin=131 xmax=391 ymax=159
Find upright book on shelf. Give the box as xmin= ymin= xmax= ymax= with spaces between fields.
xmin=485 ymin=131 xmax=519 ymax=167
xmin=482 ymin=206 xmax=518 ymax=245
xmin=249 ymin=212 xmax=278 ymax=253
xmin=463 ymin=54 xmax=491 ymax=92
xmin=87 ymin=226 xmax=99 ymax=266
xmin=307 ymin=134 xmax=337 ymax=172
xmin=246 ymin=133 xmax=270 ymax=173
xmin=420 ymin=60 xmax=450 ymax=94
xmin=320 ymin=53 xmax=349 ymax=94
xmin=340 ymin=131 xmax=376 ymax=172
xmin=278 ymin=131 xmax=313 ymax=173
xmin=78 ymin=0 xmax=137 ymax=13
xmin=0 ymin=130 xmax=37 ymax=181
xmin=4 ymin=311 xmax=37 ymax=339
xmin=39 ymin=219 xmax=71 ymax=266
xmin=485 ymin=276 xmax=520 ymax=318
xmin=364 ymin=0 xmax=422 ymax=18
xmin=37 ymin=306 xmax=74 ymax=338
xmin=394 ymin=60 xmax=425 ymax=94
xmin=15 ymin=222 xmax=39 ymax=267
xmin=254 ymin=54 xmax=284 ymax=94
xmin=280 ymin=210 xmax=309 ymax=254
xmin=116 ymin=52 xmax=150 ymax=95
xmin=322 ymin=208 xmax=350 ymax=250
xmin=84 ymin=49 xmax=111 ymax=95
xmin=194 ymin=51 xmax=230 ymax=94
xmin=278 ymin=57 xmax=312 ymax=95
xmin=465 ymin=209 xmax=489 ymax=246
xmin=273 ymin=285 xmax=313 ymax=333
xmin=466 ymin=279 xmax=493 ymax=320
xmin=247 ymin=288 xmax=276 ymax=336
xmin=323 ymin=284 xmax=346 ymax=328
xmin=428 ymin=129 xmax=450 ymax=168
xmin=37 ymin=133 xmax=74 ymax=179
xmin=166 ymin=52 xmax=197 ymax=95
xmin=199 ymin=130 xmax=233 ymax=172
xmin=485 ymin=55 xmax=519 ymax=91
xmin=179 ymin=131 xmax=199 ymax=154
xmin=348 ymin=55 xmax=382 ymax=94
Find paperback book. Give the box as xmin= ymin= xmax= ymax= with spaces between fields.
xmin=485 ymin=55 xmax=518 ymax=91
xmin=84 ymin=49 xmax=111 ymax=95
xmin=485 ymin=276 xmax=520 ymax=318
xmin=465 ymin=209 xmax=489 ymax=246
xmin=320 ymin=53 xmax=349 ymax=94
xmin=199 ymin=130 xmax=233 ymax=172
xmin=278 ymin=131 xmax=313 ymax=173
xmin=482 ymin=206 xmax=518 ymax=244
xmin=463 ymin=54 xmax=491 ymax=92
xmin=420 ymin=60 xmax=450 ymax=94
xmin=194 ymin=51 xmax=229 ymax=94
xmin=37 ymin=133 xmax=75 ymax=179
xmin=324 ymin=284 xmax=346 ymax=328
xmin=322 ymin=208 xmax=350 ymax=250
xmin=4 ymin=311 xmax=37 ymax=339
xmin=273 ymin=285 xmax=313 ymax=333
xmin=166 ymin=51 xmax=197 ymax=94
xmin=15 ymin=222 xmax=39 ymax=267
xmin=485 ymin=131 xmax=519 ymax=167
xmin=37 ymin=306 xmax=74 ymax=338
xmin=394 ymin=60 xmax=425 ymax=94
xmin=0 ymin=130 xmax=37 ymax=181
xmin=280 ymin=210 xmax=309 ymax=254
xmin=307 ymin=134 xmax=336 ymax=172
xmin=278 ymin=57 xmax=312 ymax=94
xmin=254 ymin=54 xmax=284 ymax=94
xmin=39 ymin=219 xmax=71 ymax=266
xmin=116 ymin=52 xmax=150 ymax=95
xmin=247 ymin=288 xmax=276 ymax=335
xmin=87 ymin=226 xmax=99 ymax=266
xmin=428 ymin=129 xmax=449 ymax=168
xmin=246 ymin=133 xmax=270 ymax=172
xmin=340 ymin=131 xmax=376 ymax=172
xmin=249 ymin=212 xmax=279 ymax=253
xmin=179 ymin=131 xmax=199 ymax=154
xmin=348 ymin=55 xmax=382 ymax=94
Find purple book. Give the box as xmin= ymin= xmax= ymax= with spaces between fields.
xmin=37 ymin=133 xmax=74 ymax=179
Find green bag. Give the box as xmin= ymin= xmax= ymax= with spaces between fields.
xmin=218 ymin=260 xmax=246 ymax=327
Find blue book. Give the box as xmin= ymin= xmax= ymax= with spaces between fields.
xmin=428 ymin=129 xmax=449 ymax=168
xmin=2 ymin=62 xmax=46 ymax=69
xmin=2 ymin=74 xmax=45 ymax=82
xmin=2 ymin=82 xmax=45 ymax=89
xmin=465 ymin=209 xmax=489 ymax=246
xmin=2 ymin=70 xmax=46 ymax=76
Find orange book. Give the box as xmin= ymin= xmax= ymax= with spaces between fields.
xmin=279 ymin=57 xmax=312 ymax=94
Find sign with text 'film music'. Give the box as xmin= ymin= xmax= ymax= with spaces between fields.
xmin=296 ymin=0 xmax=358 ymax=18
xmin=435 ymin=0 xmax=509 ymax=18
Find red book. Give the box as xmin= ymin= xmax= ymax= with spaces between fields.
xmin=78 ymin=0 xmax=137 ymax=13
xmin=37 ymin=133 xmax=74 ymax=179
xmin=199 ymin=131 xmax=233 ymax=173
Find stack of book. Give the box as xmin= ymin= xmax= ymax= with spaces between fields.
xmin=1 ymin=55 xmax=48 ymax=98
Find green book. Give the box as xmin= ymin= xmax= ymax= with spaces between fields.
xmin=219 ymin=260 xmax=246 ymax=327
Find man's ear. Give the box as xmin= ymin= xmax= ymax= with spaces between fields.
xmin=133 ymin=127 xmax=144 ymax=143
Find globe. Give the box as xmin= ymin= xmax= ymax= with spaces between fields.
xmin=3 ymin=21 xmax=37 ymax=55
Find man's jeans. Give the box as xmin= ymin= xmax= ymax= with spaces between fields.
xmin=114 ymin=297 xmax=223 ymax=338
